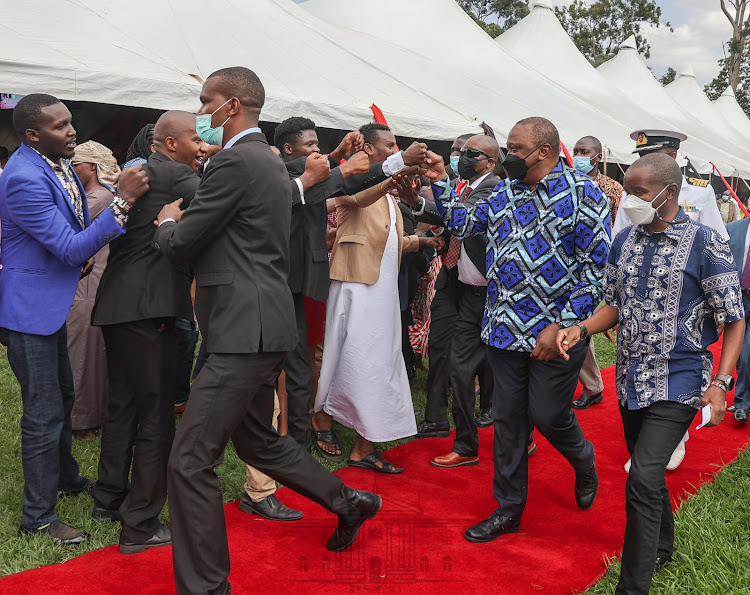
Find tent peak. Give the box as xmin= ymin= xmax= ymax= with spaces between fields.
xmin=679 ymin=65 xmax=696 ymax=78
xmin=721 ymin=85 xmax=736 ymax=97
xmin=620 ymin=35 xmax=638 ymax=50
xmin=530 ymin=1 xmax=555 ymax=10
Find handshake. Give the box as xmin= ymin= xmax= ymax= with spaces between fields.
xmin=300 ymin=139 xmax=447 ymax=190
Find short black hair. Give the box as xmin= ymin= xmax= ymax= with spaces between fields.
xmin=359 ymin=122 xmax=391 ymax=145
xmin=207 ymin=66 xmax=265 ymax=110
xmin=0 ymin=146 xmax=8 ymax=159
xmin=126 ymin=124 xmax=155 ymax=162
xmin=12 ymin=93 xmax=62 ymax=139
xmin=631 ymin=152 xmax=682 ymax=188
xmin=577 ymin=135 xmax=602 ymax=154
xmin=515 ymin=116 xmax=560 ymax=151
xmin=273 ymin=116 xmax=316 ymax=152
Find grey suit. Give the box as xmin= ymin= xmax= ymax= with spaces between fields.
xmin=154 ymin=131 xmax=348 ymax=595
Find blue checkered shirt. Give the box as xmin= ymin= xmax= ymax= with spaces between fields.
xmin=433 ymin=161 xmax=611 ymax=352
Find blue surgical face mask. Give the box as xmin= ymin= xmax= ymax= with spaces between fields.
xmin=572 ymin=156 xmax=594 ymax=174
xmin=449 ymin=155 xmax=460 ymax=176
xmin=196 ymin=98 xmax=232 ymax=146
xmin=722 ymin=194 xmax=731 ymax=202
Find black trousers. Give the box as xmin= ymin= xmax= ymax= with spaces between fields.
xmin=283 ymin=293 xmax=313 ymax=448
xmin=423 ymin=288 xmax=458 ymax=423
xmin=616 ymin=400 xmax=696 ymax=595
xmin=94 ymin=318 xmax=176 ymax=542
xmin=169 ymin=351 xmax=348 ymax=595
xmin=450 ymin=285 xmax=493 ymax=457
xmin=487 ymin=341 xmax=593 ymax=518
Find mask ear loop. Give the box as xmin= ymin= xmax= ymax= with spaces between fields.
xmin=653 ymin=185 xmax=674 ymax=224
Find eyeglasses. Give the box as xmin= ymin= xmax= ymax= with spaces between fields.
xmin=460 ymin=147 xmax=491 ymax=159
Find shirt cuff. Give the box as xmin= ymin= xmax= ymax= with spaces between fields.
xmin=108 ymin=200 xmax=130 ymax=227
xmin=158 ymin=218 xmax=176 ymax=227
xmin=411 ymin=197 xmax=426 ymax=216
xmin=382 ymin=151 xmax=406 ymax=176
xmin=294 ymin=178 xmax=306 ymax=205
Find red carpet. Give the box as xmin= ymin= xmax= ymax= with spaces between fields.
xmin=2 ymin=350 xmax=749 ymax=594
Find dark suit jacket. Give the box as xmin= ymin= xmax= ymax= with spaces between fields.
xmin=92 ymin=152 xmax=198 ymax=327
xmin=153 ymin=132 xmax=297 ymax=354
xmin=433 ymin=174 xmax=500 ymax=294
xmin=284 ymin=156 xmax=390 ymax=303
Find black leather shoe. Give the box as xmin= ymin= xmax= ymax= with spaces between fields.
xmin=654 ymin=555 xmax=672 ymax=575
xmin=476 ymin=408 xmax=493 ymax=428
xmin=57 ymin=477 xmax=95 ymax=498
xmin=575 ymin=462 xmax=599 ymax=509
xmin=120 ymin=523 xmax=171 ymax=554
xmin=92 ymin=505 xmax=122 ymax=522
xmin=326 ymin=486 xmax=382 ymax=552
xmin=572 ymin=392 xmax=603 ymax=410
xmin=239 ymin=493 xmax=303 ymax=521
xmin=19 ymin=520 xmax=89 ymax=546
xmin=464 ymin=512 xmax=520 ymax=543
xmin=416 ymin=420 xmax=450 ymax=438
xmin=734 ymin=409 xmax=748 ymax=423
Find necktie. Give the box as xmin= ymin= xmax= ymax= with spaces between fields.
xmin=741 ymin=240 xmax=750 ymax=289
xmin=443 ymin=186 xmax=472 ymax=269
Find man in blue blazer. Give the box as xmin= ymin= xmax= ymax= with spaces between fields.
xmin=727 ymin=216 xmax=750 ymax=423
xmin=0 ymin=94 xmax=148 ymax=545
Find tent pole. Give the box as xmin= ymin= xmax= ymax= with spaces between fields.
xmin=711 ymin=162 xmax=750 ymax=218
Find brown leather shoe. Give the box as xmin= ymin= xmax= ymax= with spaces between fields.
xmin=430 ymin=451 xmax=479 ymax=468
xmin=174 ymin=402 xmax=187 ymax=415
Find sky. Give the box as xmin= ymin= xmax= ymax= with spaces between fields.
xmin=543 ymin=0 xmax=733 ymax=86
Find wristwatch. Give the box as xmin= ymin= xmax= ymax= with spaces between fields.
xmin=711 ymin=374 xmax=735 ymax=392
xmin=576 ymin=322 xmax=588 ymax=341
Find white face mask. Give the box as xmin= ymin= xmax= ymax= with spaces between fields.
xmin=621 ymin=185 xmax=670 ymax=226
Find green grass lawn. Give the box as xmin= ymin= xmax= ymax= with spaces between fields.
xmin=0 ymin=335 xmax=748 ymax=594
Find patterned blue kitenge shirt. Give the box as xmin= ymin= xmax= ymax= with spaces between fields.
xmin=433 ymin=160 xmax=612 ymax=352
xmin=605 ymin=210 xmax=743 ymax=411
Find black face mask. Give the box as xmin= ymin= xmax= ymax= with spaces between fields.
xmin=503 ymin=147 xmax=540 ymax=181
xmin=457 ymin=154 xmax=481 ymax=180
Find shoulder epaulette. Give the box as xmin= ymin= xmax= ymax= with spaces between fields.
xmin=687 ymin=177 xmax=709 ymax=187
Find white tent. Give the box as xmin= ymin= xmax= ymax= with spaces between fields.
xmin=597 ymin=38 xmax=750 ymax=177
xmin=664 ymin=68 xmax=750 ymax=163
xmin=713 ymin=86 xmax=750 ymax=146
xmin=0 ymin=0 xmax=477 ymax=140
xmin=494 ymin=2 xmax=750 ymax=176
xmin=299 ymin=0 xmax=640 ymax=162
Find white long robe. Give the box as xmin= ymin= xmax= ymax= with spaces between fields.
xmin=315 ymin=199 xmax=417 ymax=442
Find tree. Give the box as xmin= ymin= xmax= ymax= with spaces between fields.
xmin=659 ymin=67 xmax=677 ymax=85
xmin=458 ymin=0 xmax=529 ymax=38
xmin=555 ymin=0 xmax=671 ymax=66
xmin=705 ymin=1 xmax=750 ymax=120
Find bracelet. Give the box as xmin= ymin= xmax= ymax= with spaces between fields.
xmin=710 ymin=380 xmax=728 ymax=391
xmin=576 ymin=322 xmax=588 ymax=341
xmin=111 ymin=195 xmax=131 ymax=212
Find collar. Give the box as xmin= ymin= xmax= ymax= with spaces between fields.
xmin=635 ymin=207 xmax=690 ymax=240
xmin=467 ymin=172 xmax=492 ymax=192
xmin=29 ymin=144 xmax=70 ymax=171
xmin=224 ymin=127 xmax=262 ymax=149
xmin=511 ymin=159 xmax=565 ymax=192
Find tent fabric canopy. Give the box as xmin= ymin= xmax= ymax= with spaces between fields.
xmin=0 ymin=0 xmax=477 ymax=141
xmin=494 ymin=4 xmax=750 ymax=177
xmin=299 ymin=0 xmax=642 ymax=163
xmin=597 ymin=39 xmax=750 ymax=177
xmin=714 ymin=86 xmax=750 ymax=144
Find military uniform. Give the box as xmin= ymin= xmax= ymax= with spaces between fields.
xmin=613 ymin=129 xmax=728 ymax=239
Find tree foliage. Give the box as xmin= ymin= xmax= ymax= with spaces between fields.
xmin=659 ymin=67 xmax=677 ymax=85
xmin=555 ymin=0 xmax=671 ymax=66
xmin=458 ymin=0 xmax=529 ymax=38
xmin=705 ymin=1 xmax=750 ymax=119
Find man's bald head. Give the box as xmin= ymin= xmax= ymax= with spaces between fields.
xmin=153 ymin=110 xmax=207 ymax=171
xmin=154 ymin=111 xmax=197 ymax=144
xmin=464 ymin=134 xmax=500 ymax=161
xmin=628 ymin=152 xmax=682 ymax=189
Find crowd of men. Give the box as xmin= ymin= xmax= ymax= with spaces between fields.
xmin=0 ymin=65 xmax=747 ymax=595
